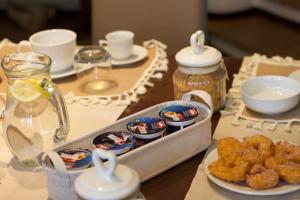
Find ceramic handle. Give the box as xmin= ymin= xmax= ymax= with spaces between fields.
xmin=40 ymin=150 xmax=68 ymax=174
xmin=99 ymin=40 xmax=108 ymax=47
xmin=182 ymin=90 xmax=213 ymax=111
xmin=92 ymin=149 xmax=117 ymax=180
xmin=190 ymin=30 xmax=205 ymax=54
xmin=17 ymin=40 xmax=31 ymax=52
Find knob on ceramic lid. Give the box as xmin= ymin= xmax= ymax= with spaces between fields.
xmin=75 ymin=149 xmax=140 ymax=200
xmin=175 ymin=30 xmax=222 ymax=67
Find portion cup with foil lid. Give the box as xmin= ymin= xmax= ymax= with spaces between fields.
xmin=127 ymin=117 xmax=167 ymax=140
xmin=57 ymin=148 xmax=92 ymax=170
xmin=159 ymin=104 xmax=199 ymax=132
xmin=93 ymin=131 xmax=136 ymax=155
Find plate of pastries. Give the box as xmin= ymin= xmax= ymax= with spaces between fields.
xmin=204 ymin=134 xmax=300 ymax=195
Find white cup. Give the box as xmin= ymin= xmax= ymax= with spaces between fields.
xmin=18 ymin=29 xmax=77 ymax=73
xmin=99 ymin=30 xmax=134 ymax=60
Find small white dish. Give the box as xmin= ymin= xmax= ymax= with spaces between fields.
xmin=240 ymin=76 xmax=300 ymax=114
xmin=204 ymin=148 xmax=300 ymax=196
xmin=288 ymin=70 xmax=300 ymax=83
xmin=111 ymin=45 xmax=148 ymax=66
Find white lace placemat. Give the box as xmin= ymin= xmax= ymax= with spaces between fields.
xmin=64 ymin=40 xmax=168 ymax=106
xmin=185 ymin=54 xmax=300 ymax=200
xmin=222 ymin=54 xmax=300 ymax=133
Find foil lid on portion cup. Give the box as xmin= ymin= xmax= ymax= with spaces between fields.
xmin=127 ymin=117 xmax=167 ymax=139
xmin=159 ymin=104 xmax=199 ymax=127
xmin=57 ymin=148 xmax=92 ymax=170
xmin=93 ymin=131 xmax=136 ymax=155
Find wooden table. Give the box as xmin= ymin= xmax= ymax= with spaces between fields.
xmin=119 ymin=57 xmax=242 ymax=200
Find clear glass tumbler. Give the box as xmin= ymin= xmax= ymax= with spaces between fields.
xmin=74 ymin=46 xmax=117 ymax=94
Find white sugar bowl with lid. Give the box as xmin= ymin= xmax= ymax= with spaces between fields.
xmin=75 ymin=149 xmax=144 ymax=200
xmin=173 ymin=30 xmax=227 ymax=112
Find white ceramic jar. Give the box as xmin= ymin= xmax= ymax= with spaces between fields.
xmin=75 ymin=149 xmax=144 ymax=200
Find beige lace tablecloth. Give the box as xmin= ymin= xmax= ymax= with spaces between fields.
xmin=186 ymin=55 xmax=300 ymax=200
xmin=0 ymin=39 xmax=168 ymax=199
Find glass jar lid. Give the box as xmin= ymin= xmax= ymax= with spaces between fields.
xmin=175 ymin=30 xmax=222 ymax=67
xmin=75 ymin=149 xmax=140 ymax=200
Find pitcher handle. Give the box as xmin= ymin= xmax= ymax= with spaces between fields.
xmin=0 ymin=94 xmax=6 ymax=120
xmin=44 ymin=80 xmax=70 ymax=143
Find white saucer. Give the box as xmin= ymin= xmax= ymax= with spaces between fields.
xmin=288 ymin=70 xmax=300 ymax=83
xmin=111 ymin=45 xmax=148 ymax=66
xmin=51 ymin=64 xmax=94 ymax=80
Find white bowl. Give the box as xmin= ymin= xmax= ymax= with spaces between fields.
xmin=240 ymin=76 xmax=300 ymax=114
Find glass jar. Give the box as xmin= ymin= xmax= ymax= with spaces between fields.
xmin=173 ymin=30 xmax=227 ymax=112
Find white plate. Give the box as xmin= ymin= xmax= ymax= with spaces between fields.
xmin=289 ymin=70 xmax=300 ymax=83
xmin=203 ymin=148 xmax=300 ymax=196
xmin=51 ymin=64 xmax=94 ymax=80
xmin=111 ymin=45 xmax=148 ymax=66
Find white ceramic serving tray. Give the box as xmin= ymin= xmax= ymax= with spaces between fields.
xmin=54 ymin=91 xmax=213 ymax=182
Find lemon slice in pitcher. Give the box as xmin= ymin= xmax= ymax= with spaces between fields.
xmin=9 ymin=78 xmax=49 ymax=102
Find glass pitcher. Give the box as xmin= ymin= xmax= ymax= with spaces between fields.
xmin=1 ymin=52 xmax=69 ymax=166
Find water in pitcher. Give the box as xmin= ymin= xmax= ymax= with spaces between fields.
xmin=1 ymin=53 xmax=69 ymax=167
xmin=3 ymin=85 xmax=57 ymax=165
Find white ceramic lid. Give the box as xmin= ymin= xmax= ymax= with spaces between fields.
xmin=75 ymin=149 xmax=140 ymax=200
xmin=175 ymin=30 xmax=222 ymax=67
